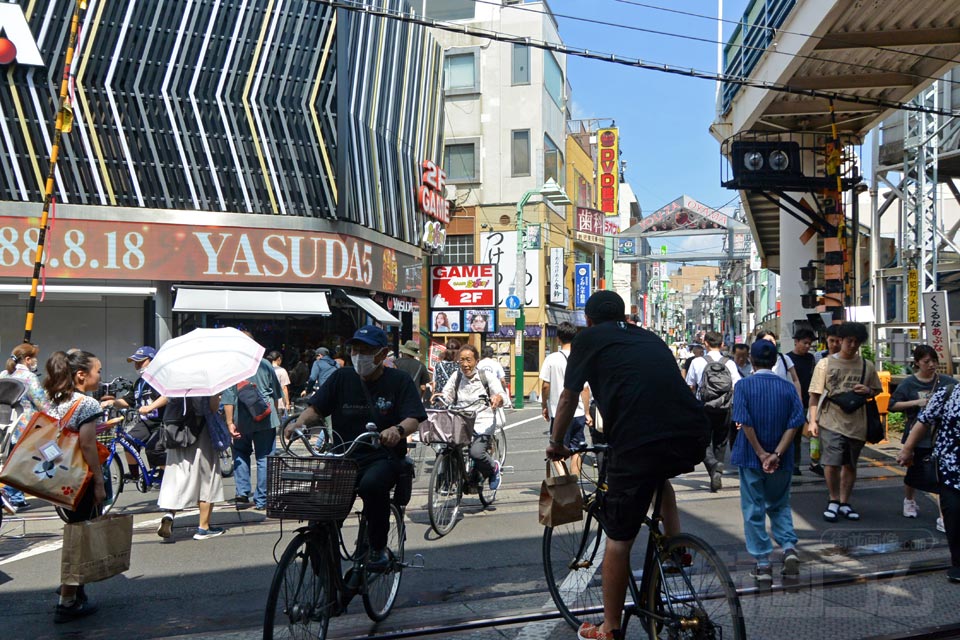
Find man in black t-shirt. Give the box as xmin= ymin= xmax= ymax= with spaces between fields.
xmin=288 ymin=325 xmax=426 ymax=569
xmin=547 ymin=292 xmax=709 ymax=640
xmin=788 ymin=328 xmax=817 ymax=475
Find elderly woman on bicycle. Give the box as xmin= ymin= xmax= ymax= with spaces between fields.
xmin=435 ymin=344 xmax=507 ymax=491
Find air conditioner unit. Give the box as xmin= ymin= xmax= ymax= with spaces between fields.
xmin=445 ymin=185 xmax=458 ymax=201
xmin=503 ymin=0 xmax=521 ymax=5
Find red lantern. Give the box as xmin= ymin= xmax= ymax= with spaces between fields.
xmin=0 ymin=38 xmax=17 ymax=65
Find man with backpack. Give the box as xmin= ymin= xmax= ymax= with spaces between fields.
xmin=222 ymin=353 xmax=283 ymax=510
xmin=686 ymin=331 xmax=741 ymax=492
xmin=301 ymin=347 xmax=340 ymax=399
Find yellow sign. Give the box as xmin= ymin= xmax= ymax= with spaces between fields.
xmin=596 ymin=128 xmax=619 ymax=217
xmin=907 ymin=269 xmax=919 ymax=338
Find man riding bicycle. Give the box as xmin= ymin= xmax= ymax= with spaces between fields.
xmin=546 ymin=292 xmax=710 ymax=640
xmin=101 ymin=346 xmax=168 ymax=480
xmin=287 ymin=325 xmax=426 ymax=569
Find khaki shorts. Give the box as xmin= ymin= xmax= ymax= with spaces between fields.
xmin=819 ymin=427 xmax=864 ymax=467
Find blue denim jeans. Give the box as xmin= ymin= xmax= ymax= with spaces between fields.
xmin=233 ymin=428 xmax=276 ymax=507
xmin=738 ymin=466 xmax=798 ymax=563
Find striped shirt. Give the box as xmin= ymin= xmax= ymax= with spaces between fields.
xmin=730 ymin=370 xmax=806 ymax=471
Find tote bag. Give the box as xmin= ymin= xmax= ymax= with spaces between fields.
xmin=0 ymin=400 xmax=90 ymax=510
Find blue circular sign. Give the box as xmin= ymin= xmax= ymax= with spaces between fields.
xmin=505 ymin=295 xmax=521 ymax=309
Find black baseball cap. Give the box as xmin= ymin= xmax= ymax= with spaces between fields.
xmin=584 ymin=291 xmax=625 ymax=323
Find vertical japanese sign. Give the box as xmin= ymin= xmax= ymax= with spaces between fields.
xmin=550 ymin=247 xmax=564 ymax=304
xmin=907 ymin=268 xmax=919 ymax=338
xmin=574 ymin=263 xmax=592 ymax=308
xmin=923 ymin=291 xmax=953 ymax=374
xmin=596 ymin=128 xmax=619 ymax=216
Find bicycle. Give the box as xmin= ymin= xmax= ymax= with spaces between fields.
xmin=263 ymin=426 xmax=412 ymax=639
xmin=424 ymin=397 xmax=504 ymax=537
xmin=0 ymin=377 xmax=27 ymax=525
xmin=543 ymin=443 xmax=745 ymax=639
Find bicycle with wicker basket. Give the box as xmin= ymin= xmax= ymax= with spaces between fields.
xmin=419 ymin=396 xmax=505 ymax=537
xmin=262 ymin=425 xmax=413 ymax=640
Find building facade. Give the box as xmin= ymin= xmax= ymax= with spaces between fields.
xmin=0 ymin=0 xmax=445 ymax=373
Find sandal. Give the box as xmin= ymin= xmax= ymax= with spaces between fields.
xmin=823 ymin=500 xmax=840 ymax=522
xmin=838 ymin=503 xmax=860 ymax=521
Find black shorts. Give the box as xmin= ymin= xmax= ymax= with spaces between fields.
xmin=602 ymin=436 xmax=707 ymax=542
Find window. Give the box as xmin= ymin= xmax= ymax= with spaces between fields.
xmin=444 ymin=50 xmax=478 ymax=94
xmin=544 ymin=52 xmax=563 ymax=109
xmin=543 ymin=134 xmax=563 ymax=185
xmin=437 ymin=235 xmax=475 ymax=265
xmin=444 ymin=140 xmax=479 ymax=183
xmin=512 ymin=44 xmax=530 ymax=85
xmin=524 ymin=339 xmax=540 ymax=373
xmin=511 ymin=130 xmax=530 ymax=177
xmin=424 ymin=0 xmax=475 ymax=20
xmin=576 ymin=171 xmax=592 ymax=207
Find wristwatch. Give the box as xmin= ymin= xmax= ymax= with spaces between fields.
xmin=396 ymin=424 xmax=406 ymax=437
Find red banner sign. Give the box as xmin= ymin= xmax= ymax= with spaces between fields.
xmin=0 ymin=216 xmax=421 ymax=295
xmin=430 ymin=264 xmax=496 ymax=308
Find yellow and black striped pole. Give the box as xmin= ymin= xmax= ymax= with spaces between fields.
xmin=23 ymin=1 xmax=86 ymax=344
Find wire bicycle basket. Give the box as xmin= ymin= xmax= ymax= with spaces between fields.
xmin=265 ymin=454 xmax=358 ymax=521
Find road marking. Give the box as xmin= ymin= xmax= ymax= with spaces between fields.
xmin=504 ymin=415 xmax=542 ymax=431
xmin=0 ymin=539 xmax=63 ymax=566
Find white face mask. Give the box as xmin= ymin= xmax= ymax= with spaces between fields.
xmin=352 ymin=352 xmax=382 ymax=377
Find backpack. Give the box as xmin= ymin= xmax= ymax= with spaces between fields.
xmin=453 ymin=369 xmax=492 ymax=405
xmin=698 ymin=356 xmax=734 ymax=412
xmin=237 ymin=380 xmax=272 ymax=422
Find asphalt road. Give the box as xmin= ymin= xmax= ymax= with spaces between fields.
xmin=0 ymin=406 xmax=951 ymax=640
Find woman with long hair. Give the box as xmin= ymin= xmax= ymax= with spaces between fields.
xmin=0 ymin=343 xmax=53 ymax=512
xmin=43 ymin=350 xmax=106 ymax=623
xmin=430 ymin=339 xmax=462 ymax=403
xmin=434 ymin=311 xmax=451 ymax=332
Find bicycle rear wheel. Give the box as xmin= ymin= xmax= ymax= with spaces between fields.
xmin=543 ymin=513 xmax=607 ymax=630
xmin=428 ymin=450 xmax=462 ymax=536
xmin=263 ymin=531 xmax=331 ymax=640
xmin=362 ymin=503 xmax=405 ymax=621
xmin=644 ymin=533 xmax=745 ymax=640
xmin=55 ymin=457 xmax=123 ymax=523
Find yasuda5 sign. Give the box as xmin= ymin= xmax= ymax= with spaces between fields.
xmin=430 ymin=265 xmax=497 ymax=308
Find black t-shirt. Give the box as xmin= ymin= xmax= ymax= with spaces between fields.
xmin=310 ymin=367 xmax=427 ymax=462
xmin=122 ymin=377 xmax=165 ymax=425
xmin=564 ymin=321 xmax=709 ymax=469
xmin=787 ymin=351 xmax=816 ymax=407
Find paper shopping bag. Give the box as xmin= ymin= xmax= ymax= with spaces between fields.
xmin=61 ymin=513 xmax=134 ymax=585
xmin=0 ymin=401 xmax=90 ymax=510
xmin=538 ymin=461 xmax=584 ymax=527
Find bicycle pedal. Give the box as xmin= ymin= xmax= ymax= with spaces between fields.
xmin=401 ymin=553 xmax=426 ymax=569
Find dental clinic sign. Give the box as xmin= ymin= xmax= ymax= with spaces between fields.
xmin=0 ymin=215 xmax=419 ymax=294
xmin=0 ymin=4 xmax=44 ymax=66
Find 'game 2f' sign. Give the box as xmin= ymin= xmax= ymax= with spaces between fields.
xmin=0 ymin=5 xmax=44 ymax=67
xmin=596 ymin=128 xmax=619 ymax=217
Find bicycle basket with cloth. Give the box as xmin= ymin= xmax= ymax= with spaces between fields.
xmin=265 ymin=454 xmax=358 ymax=521
xmin=418 ymin=408 xmax=476 ymax=445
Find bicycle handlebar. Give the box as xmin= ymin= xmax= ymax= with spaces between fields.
xmin=286 ymin=424 xmax=380 ymax=459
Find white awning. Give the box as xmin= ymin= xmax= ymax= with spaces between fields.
xmin=173 ymin=288 xmax=331 ymax=315
xmin=341 ymin=291 xmax=401 ymax=326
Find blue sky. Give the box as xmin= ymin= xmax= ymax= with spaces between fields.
xmin=549 ymin=0 xmax=749 ymax=222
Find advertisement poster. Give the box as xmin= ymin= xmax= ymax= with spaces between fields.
xmin=430 ymin=264 xmax=497 ymax=309
xmin=574 ymin=263 xmax=592 ymax=308
xmin=596 ymin=128 xmax=619 ymax=216
xmin=479 ymin=231 xmax=540 ymax=307
xmin=464 ymin=309 xmax=497 ymax=333
xmin=431 ymin=310 xmax=461 ymax=333
xmin=550 ymin=247 xmax=564 ymax=303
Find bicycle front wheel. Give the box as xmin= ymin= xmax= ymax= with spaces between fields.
xmin=645 ymin=533 xmax=745 ymax=640
xmin=264 ymin=531 xmax=331 ymax=640
xmin=543 ymin=513 xmax=607 ymax=630
xmin=428 ymin=450 xmax=462 ymax=536
xmin=362 ymin=503 xmax=405 ymax=621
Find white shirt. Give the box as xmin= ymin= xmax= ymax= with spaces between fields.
xmin=477 ymin=357 xmax=506 ymax=382
xmin=685 ymin=350 xmax=742 ymax=398
xmin=539 ymin=347 xmax=586 ymax=418
xmin=772 ymin=352 xmax=795 ymax=381
xmin=440 ymin=368 xmax=506 ymax=435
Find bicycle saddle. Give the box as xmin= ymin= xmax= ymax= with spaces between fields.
xmin=0 ymin=377 xmax=27 ymax=425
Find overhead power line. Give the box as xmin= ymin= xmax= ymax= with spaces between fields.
xmin=482 ymin=0 xmax=960 ymax=88
xmin=316 ymin=0 xmax=960 ymax=119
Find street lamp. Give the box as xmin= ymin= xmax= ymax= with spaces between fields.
xmin=515 ymin=178 xmax=571 ymax=409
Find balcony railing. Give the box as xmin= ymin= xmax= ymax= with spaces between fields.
xmin=720 ymin=0 xmax=797 ymax=114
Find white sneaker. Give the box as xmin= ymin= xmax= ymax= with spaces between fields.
xmin=937 ymin=517 xmax=946 ymax=533
xmin=903 ymin=499 xmax=919 ymax=519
